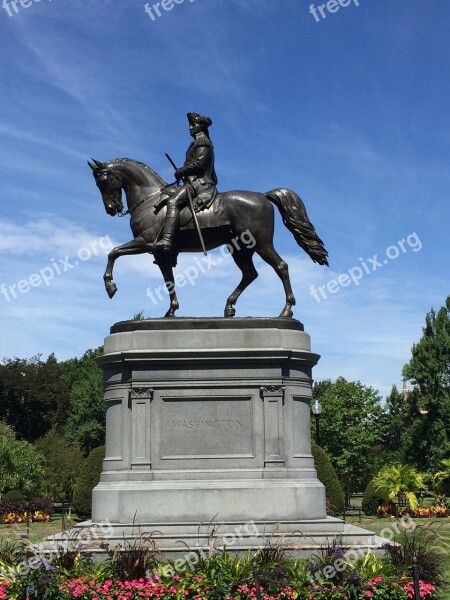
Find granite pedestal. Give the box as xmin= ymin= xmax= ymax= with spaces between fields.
xmin=40 ymin=319 xmax=386 ymax=557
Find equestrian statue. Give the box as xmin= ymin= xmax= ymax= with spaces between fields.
xmin=89 ymin=112 xmax=329 ymax=319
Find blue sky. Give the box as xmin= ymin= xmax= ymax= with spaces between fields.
xmin=0 ymin=0 xmax=448 ymax=397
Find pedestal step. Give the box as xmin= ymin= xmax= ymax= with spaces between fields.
xmin=37 ymin=519 xmax=388 ymax=559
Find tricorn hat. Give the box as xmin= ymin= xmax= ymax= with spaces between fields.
xmin=187 ymin=112 xmax=213 ymax=128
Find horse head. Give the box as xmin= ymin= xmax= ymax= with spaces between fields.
xmin=88 ymin=159 xmax=125 ymax=217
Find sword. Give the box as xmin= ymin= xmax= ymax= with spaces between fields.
xmin=165 ymin=153 xmax=207 ymax=256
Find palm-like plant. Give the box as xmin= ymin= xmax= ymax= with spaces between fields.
xmin=373 ymin=464 xmax=426 ymax=512
xmin=433 ymin=458 xmax=450 ymax=494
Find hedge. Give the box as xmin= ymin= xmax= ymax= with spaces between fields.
xmin=72 ymin=445 xmax=105 ymax=518
xmin=311 ymin=443 xmax=345 ymax=516
xmin=362 ymin=478 xmax=389 ymax=515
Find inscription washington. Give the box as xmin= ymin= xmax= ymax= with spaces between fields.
xmin=172 ymin=419 xmax=245 ymax=430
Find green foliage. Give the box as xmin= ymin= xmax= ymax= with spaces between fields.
xmin=2 ymin=490 xmax=24 ymax=502
xmin=311 ymin=444 xmax=345 ymax=515
xmin=402 ymin=297 xmax=450 ymax=472
xmin=183 ymin=546 xmax=255 ymax=598
xmin=0 ymin=497 xmax=25 ymax=517
xmin=0 ymin=538 xmax=28 ymax=566
xmin=362 ymin=479 xmax=389 ymax=515
xmin=373 ymin=464 xmax=426 ymax=511
xmin=0 ymin=355 xmax=70 ymax=443
xmin=384 ymin=522 xmax=446 ymax=586
xmin=0 ymin=421 xmax=45 ymax=498
xmin=62 ymin=347 xmax=105 ymax=455
xmin=3 ymin=556 xmax=62 ymax=599
xmin=0 ymin=544 xmax=441 ymax=599
xmin=433 ymin=458 xmax=450 ymax=495
xmin=72 ymin=445 xmax=105 ymax=518
xmin=312 ymin=378 xmax=387 ymax=495
xmin=384 ymin=385 xmax=407 ymax=454
xmin=47 ymin=531 xmax=94 ymax=575
xmin=35 ymin=431 xmax=84 ymax=503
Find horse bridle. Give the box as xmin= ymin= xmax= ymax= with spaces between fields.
xmin=97 ymin=168 xmax=175 ymax=218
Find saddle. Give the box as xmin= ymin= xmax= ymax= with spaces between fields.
xmin=179 ymin=192 xmax=222 ymax=230
xmin=158 ymin=184 xmax=220 ymax=230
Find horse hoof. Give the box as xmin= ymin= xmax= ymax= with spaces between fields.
xmin=164 ymin=311 xmax=176 ymax=318
xmin=224 ymin=307 xmax=236 ymax=318
xmin=279 ymin=308 xmax=293 ymax=318
xmin=106 ymin=283 xmax=117 ymax=299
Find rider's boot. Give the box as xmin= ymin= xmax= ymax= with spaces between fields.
xmin=151 ymin=210 xmax=180 ymax=252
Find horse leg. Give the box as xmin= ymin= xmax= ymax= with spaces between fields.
xmin=104 ymin=237 xmax=149 ymax=298
xmin=153 ymin=252 xmax=179 ymax=318
xmin=256 ymin=244 xmax=296 ymax=318
xmin=224 ymin=250 xmax=258 ymax=317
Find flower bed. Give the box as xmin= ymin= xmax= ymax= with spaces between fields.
xmin=0 ymin=497 xmax=53 ymax=524
xmin=377 ymin=503 xmax=448 ymax=518
xmin=0 ymin=575 xmax=437 ymax=600
xmin=0 ymin=566 xmax=438 ymax=600
xmin=0 ymin=540 xmax=440 ymax=600
xmin=3 ymin=510 xmax=51 ymax=524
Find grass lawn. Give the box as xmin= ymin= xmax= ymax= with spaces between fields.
xmin=0 ymin=514 xmax=78 ymax=544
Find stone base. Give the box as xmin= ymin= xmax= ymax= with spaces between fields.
xmin=37 ymin=318 xmax=386 ymax=558
xmin=93 ymin=318 xmax=326 ymax=531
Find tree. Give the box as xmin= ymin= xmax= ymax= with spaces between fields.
xmin=0 ymin=354 xmax=70 ymax=443
xmin=373 ymin=464 xmax=426 ymax=512
xmin=35 ymin=431 xmax=85 ymax=503
xmin=402 ymin=297 xmax=450 ymax=472
xmin=384 ymin=384 xmax=407 ymax=455
xmin=0 ymin=421 xmax=44 ymax=499
xmin=62 ymin=348 xmax=105 ymax=455
xmin=312 ymin=377 xmax=387 ymax=497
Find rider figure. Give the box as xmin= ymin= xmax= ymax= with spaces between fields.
xmin=152 ymin=112 xmax=218 ymax=252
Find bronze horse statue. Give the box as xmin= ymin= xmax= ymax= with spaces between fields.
xmin=89 ymin=158 xmax=329 ymax=318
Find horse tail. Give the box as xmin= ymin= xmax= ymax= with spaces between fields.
xmin=265 ymin=188 xmax=329 ymax=266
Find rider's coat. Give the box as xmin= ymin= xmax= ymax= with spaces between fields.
xmin=178 ymin=132 xmax=218 ymax=207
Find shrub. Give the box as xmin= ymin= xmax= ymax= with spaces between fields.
xmin=35 ymin=431 xmax=85 ymax=504
xmin=362 ymin=479 xmax=389 ymax=515
xmin=311 ymin=444 xmax=345 ymax=515
xmin=0 ymin=496 xmax=53 ymax=523
xmin=109 ymin=534 xmax=162 ymax=581
xmin=72 ymin=445 xmax=105 ymax=518
xmin=0 ymin=498 xmax=25 ymax=519
xmin=30 ymin=496 xmax=54 ymax=515
xmin=2 ymin=489 xmax=24 ymax=502
xmin=383 ymin=522 xmax=446 ymax=586
xmin=0 ymin=538 xmax=28 ymax=565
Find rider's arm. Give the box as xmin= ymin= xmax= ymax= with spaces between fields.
xmin=177 ymin=144 xmax=209 ymax=178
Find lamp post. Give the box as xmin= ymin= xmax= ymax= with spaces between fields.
xmin=311 ymin=399 xmax=323 ymax=446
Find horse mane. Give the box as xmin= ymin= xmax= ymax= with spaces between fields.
xmin=107 ymin=158 xmax=167 ymax=187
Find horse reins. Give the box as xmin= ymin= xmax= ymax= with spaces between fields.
xmin=117 ymin=185 xmax=173 ymax=218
